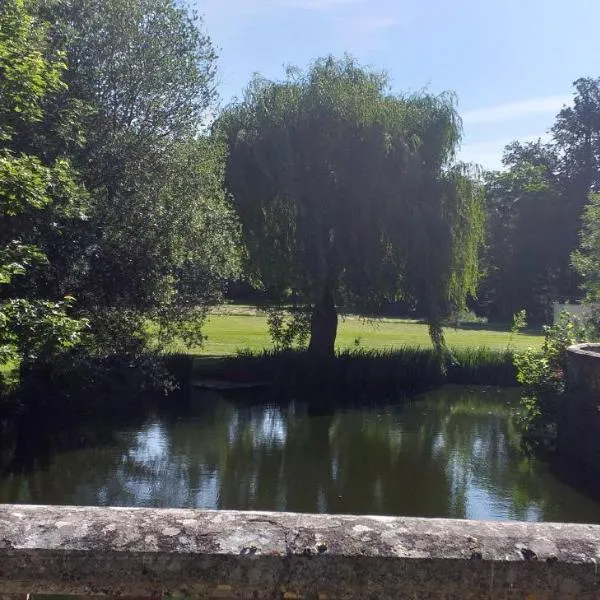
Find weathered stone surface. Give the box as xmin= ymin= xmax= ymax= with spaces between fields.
xmin=1 ymin=504 xmax=600 ymax=599
xmin=560 ymin=344 xmax=600 ymax=475
xmin=567 ymin=343 xmax=600 ymax=395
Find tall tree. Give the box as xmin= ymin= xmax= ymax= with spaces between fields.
xmin=36 ymin=0 xmax=239 ymax=354
xmin=572 ymin=193 xmax=600 ymax=302
xmin=480 ymin=78 xmax=600 ymax=322
xmin=0 ymin=0 xmax=87 ymax=367
xmin=218 ymin=57 xmax=484 ymax=357
xmin=552 ymin=77 xmax=600 ymax=301
xmin=478 ymin=141 xmax=562 ymax=322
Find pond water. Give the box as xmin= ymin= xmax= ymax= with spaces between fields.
xmin=1 ymin=385 xmax=600 ymax=522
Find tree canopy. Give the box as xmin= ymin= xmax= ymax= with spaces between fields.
xmin=479 ymin=141 xmax=562 ymax=322
xmin=30 ymin=0 xmax=240 ymax=354
xmin=218 ymin=57 xmax=484 ymax=357
xmin=572 ymin=193 xmax=600 ymax=302
xmin=1 ymin=0 xmax=242 ymax=381
xmin=0 ymin=0 xmax=87 ymax=366
xmin=479 ymin=77 xmax=600 ymax=322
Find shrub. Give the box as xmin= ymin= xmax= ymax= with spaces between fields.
xmin=16 ymin=349 xmax=177 ymax=419
xmin=513 ymin=311 xmax=586 ymax=450
xmin=195 ymin=346 xmax=517 ymax=406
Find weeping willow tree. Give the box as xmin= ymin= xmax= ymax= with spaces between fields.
xmin=218 ymin=56 xmax=484 ymax=358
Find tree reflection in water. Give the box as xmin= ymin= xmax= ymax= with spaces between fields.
xmin=1 ymin=386 xmax=600 ymax=523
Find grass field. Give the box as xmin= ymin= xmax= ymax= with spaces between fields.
xmin=170 ymin=306 xmax=543 ymax=356
xmin=0 ymin=307 xmax=544 ymax=374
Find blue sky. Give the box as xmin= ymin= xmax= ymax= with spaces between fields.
xmin=196 ymin=0 xmax=600 ymax=170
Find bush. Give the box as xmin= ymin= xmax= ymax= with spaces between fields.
xmin=15 ymin=349 xmax=177 ymax=420
xmin=513 ymin=311 xmax=586 ymax=450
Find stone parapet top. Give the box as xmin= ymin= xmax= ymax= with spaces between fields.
xmin=568 ymin=343 xmax=600 ymax=357
xmin=1 ymin=504 xmax=600 ymax=599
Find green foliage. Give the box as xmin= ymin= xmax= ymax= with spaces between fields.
xmin=0 ymin=297 xmax=87 ymax=362
xmin=505 ymin=309 xmax=527 ymax=351
xmin=0 ymin=241 xmax=45 ymax=285
xmin=550 ymin=78 xmax=600 ymax=302
xmin=15 ymin=348 xmax=177 ymax=422
xmin=513 ymin=312 xmax=586 ymax=448
xmin=446 ymin=347 xmax=516 ymax=386
xmin=479 ymin=77 xmax=600 ymax=322
xmin=0 ymin=0 xmax=65 ymax=134
xmin=197 ymin=345 xmax=516 ymax=403
xmin=511 ymin=309 xmax=527 ymax=334
xmin=265 ymin=307 xmax=311 ymax=351
xmin=30 ymin=0 xmax=240 ymax=357
xmin=0 ymin=0 xmax=87 ymax=369
xmin=572 ymin=192 xmax=600 ymax=301
xmin=55 ymin=0 xmax=217 ymax=140
xmin=515 ymin=312 xmax=584 ymax=394
xmin=219 ymin=56 xmax=484 ymax=355
xmin=479 ymin=144 xmax=562 ymax=323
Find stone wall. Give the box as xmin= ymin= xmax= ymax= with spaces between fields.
xmin=1 ymin=504 xmax=600 ymax=599
xmin=567 ymin=343 xmax=600 ymax=395
xmin=558 ymin=344 xmax=600 ymax=475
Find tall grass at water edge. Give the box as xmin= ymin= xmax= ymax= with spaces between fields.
xmin=188 ymin=346 xmax=517 ymax=405
xmin=446 ymin=347 xmax=516 ymax=386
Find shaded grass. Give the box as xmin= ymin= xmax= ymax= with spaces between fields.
xmin=170 ymin=310 xmax=542 ymax=356
xmin=190 ymin=346 xmax=517 ymax=407
xmin=446 ymin=347 xmax=516 ymax=386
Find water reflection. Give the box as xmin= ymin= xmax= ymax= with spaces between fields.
xmin=1 ymin=385 xmax=600 ymax=523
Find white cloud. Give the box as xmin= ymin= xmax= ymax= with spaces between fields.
xmin=462 ymin=94 xmax=571 ymax=125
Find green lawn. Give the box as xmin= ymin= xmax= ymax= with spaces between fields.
xmin=171 ymin=308 xmax=543 ymax=356
xmin=0 ymin=309 xmax=544 ymax=371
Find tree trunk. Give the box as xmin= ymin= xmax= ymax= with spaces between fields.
xmin=307 ymin=287 xmax=338 ymax=359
